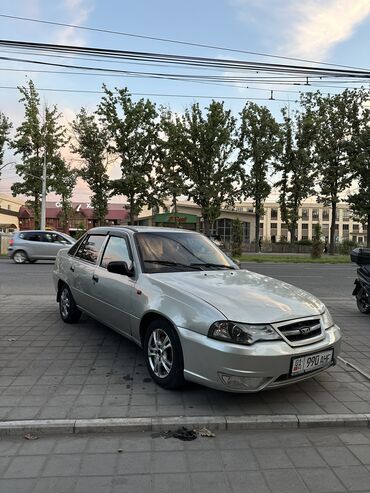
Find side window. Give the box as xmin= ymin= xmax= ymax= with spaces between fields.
xmin=43 ymin=233 xmax=53 ymax=242
xmin=28 ymin=233 xmax=42 ymax=242
xmin=101 ymin=236 xmax=132 ymax=269
xmin=68 ymin=234 xmax=86 ymax=256
xmin=75 ymin=235 xmax=106 ymax=264
xmin=51 ymin=233 xmax=69 ymax=244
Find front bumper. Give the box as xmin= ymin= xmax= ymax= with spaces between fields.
xmin=178 ymin=324 xmax=342 ymax=392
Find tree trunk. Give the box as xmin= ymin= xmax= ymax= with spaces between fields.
xmin=34 ymin=193 xmax=40 ymax=229
xmin=129 ymin=196 xmax=135 ymax=225
xmin=255 ymin=211 xmax=260 ymax=253
xmin=203 ymin=216 xmax=210 ymax=237
xmin=173 ymin=195 xmax=178 ymax=228
xmin=367 ymin=214 xmax=370 ymax=248
xmin=290 ymin=224 xmax=296 ymax=245
xmin=329 ymin=201 xmax=336 ymax=255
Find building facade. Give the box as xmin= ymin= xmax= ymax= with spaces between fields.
xmin=239 ymin=200 xmax=368 ymax=244
xmin=0 ymin=194 xmax=24 ymax=232
xmin=19 ymin=202 xmax=129 ymax=235
xmin=138 ymin=201 xmax=255 ymax=246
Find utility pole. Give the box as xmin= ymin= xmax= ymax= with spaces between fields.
xmin=40 ymin=105 xmax=47 ymax=230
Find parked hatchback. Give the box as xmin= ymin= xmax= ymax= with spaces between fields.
xmin=53 ymin=227 xmax=341 ymax=393
xmin=8 ymin=230 xmax=75 ymax=264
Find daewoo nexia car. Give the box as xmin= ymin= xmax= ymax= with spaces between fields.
xmin=53 ymin=227 xmax=342 ymax=392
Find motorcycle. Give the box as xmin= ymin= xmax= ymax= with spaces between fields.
xmin=351 ymin=248 xmax=370 ymax=314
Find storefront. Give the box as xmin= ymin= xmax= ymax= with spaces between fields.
xmin=153 ymin=212 xmax=198 ymax=230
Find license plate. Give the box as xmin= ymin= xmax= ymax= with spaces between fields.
xmin=291 ymin=349 xmax=333 ymax=377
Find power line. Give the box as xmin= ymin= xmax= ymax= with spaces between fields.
xmin=1 ymin=40 xmax=370 ymax=78
xmin=0 ymin=13 xmax=369 ymax=72
xmin=0 ymin=85 xmax=296 ymax=102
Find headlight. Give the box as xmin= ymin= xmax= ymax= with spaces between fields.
xmin=321 ymin=307 xmax=334 ymax=330
xmin=208 ymin=321 xmax=282 ymax=345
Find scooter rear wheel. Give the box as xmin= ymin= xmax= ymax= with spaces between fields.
xmin=356 ymin=289 xmax=370 ymax=314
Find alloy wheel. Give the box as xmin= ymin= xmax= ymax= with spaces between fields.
xmin=60 ymin=288 xmax=71 ymax=319
xmin=13 ymin=251 xmax=27 ymax=264
xmin=147 ymin=328 xmax=173 ymax=378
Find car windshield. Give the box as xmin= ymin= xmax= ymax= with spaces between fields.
xmin=136 ymin=232 xmax=236 ymax=273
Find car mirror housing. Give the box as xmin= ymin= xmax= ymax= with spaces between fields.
xmin=107 ymin=261 xmax=134 ymax=277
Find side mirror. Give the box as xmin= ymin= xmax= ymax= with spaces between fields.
xmin=107 ymin=261 xmax=134 ymax=277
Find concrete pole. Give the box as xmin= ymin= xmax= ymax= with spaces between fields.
xmin=40 ymin=150 xmax=47 ymax=230
xmin=40 ymin=106 xmax=47 ymax=230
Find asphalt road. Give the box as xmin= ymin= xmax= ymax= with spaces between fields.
xmin=0 ymin=259 xmax=55 ymax=296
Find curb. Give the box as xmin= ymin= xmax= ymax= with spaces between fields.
xmin=0 ymin=414 xmax=369 ymax=437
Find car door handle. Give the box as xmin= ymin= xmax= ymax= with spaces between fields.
xmin=92 ymin=274 xmax=99 ymax=282
xmin=70 ymin=265 xmax=75 ymax=272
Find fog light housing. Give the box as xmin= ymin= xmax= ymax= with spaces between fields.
xmin=218 ymin=372 xmax=269 ymax=391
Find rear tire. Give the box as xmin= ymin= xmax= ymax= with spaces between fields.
xmin=144 ymin=319 xmax=185 ymax=389
xmin=59 ymin=284 xmax=81 ymax=323
xmin=12 ymin=250 xmax=28 ymax=264
xmin=356 ymin=289 xmax=370 ymax=314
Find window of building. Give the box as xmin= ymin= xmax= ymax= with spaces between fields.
xmin=342 ymin=224 xmax=349 ymax=239
xmin=301 ymin=208 xmax=309 ymax=220
xmin=335 ymin=209 xmax=340 ymax=220
xmin=358 ymin=237 xmax=364 ymax=244
xmin=322 ymin=209 xmax=330 ymax=221
xmin=270 ymin=222 xmax=277 ymax=243
xmin=7 ymin=204 xmax=11 ymax=210
xmin=302 ymin=223 xmax=308 ymax=231
xmin=312 ymin=209 xmax=319 ymax=220
xmin=270 ymin=208 xmax=278 ymax=220
xmin=343 ymin=209 xmax=350 ymax=221
xmin=353 ymin=224 xmax=359 ymax=232
xmin=75 ymin=234 xmax=106 ymax=264
xmin=101 ymin=236 xmax=132 ymax=270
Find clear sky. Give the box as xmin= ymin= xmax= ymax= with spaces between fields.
xmin=0 ymin=0 xmax=370 ymax=201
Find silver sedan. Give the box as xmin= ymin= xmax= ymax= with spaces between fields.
xmin=53 ymin=227 xmax=342 ymax=392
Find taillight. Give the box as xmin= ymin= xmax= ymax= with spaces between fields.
xmin=9 ymin=239 xmax=14 ymax=246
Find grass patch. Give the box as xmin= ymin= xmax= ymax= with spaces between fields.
xmin=238 ymin=254 xmax=350 ymax=264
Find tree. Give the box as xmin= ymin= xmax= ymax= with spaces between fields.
xmin=274 ymin=107 xmax=315 ymax=243
xmin=300 ymin=89 xmax=368 ymax=255
xmin=347 ymin=108 xmax=370 ymax=247
xmin=0 ymin=112 xmax=12 ymax=176
xmin=11 ymin=81 xmax=68 ymax=228
xmin=231 ymin=218 xmax=243 ymax=257
xmin=71 ymin=108 xmax=110 ymax=226
xmin=237 ymin=102 xmax=280 ymax=252
xmin=97 ymin=86 xmax=161 ymax=225
xmin=52 ymin=161 xmax=77 ymax=232
xmin=175 ymin=101 xmax=241 ymax=236
xmin=157 ymin=108 xmax=188 ymax=216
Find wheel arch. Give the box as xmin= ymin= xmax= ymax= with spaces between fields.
xmin=139 ymin=311 xmax=178 ymax=348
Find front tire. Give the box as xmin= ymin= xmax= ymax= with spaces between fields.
xmin=356 ymin=289 xmax=370 ymax=314
xmin=12 ymin=250 xmax=28 ymax=264
xmin=144 ymin=319 xmax=185 ymax=389
xmin=59 ymin=284 xmax=81 ymax=323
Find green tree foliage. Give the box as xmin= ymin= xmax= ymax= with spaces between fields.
xmin=174 ymin=101 xmax=241 ymax=236
xmin=311 ymin=223 xmax=323 ymax=258
xmin=71 ymin=108 xmax=110 ymax=226
xmin=157 ymin=109 xmax=188 ymax=216
xmin=231 ymin=218 xmax=243 ymax=257
xmin=11 ymin=81 xmax=69 ymax=228
xmin=98 ymin=86 xmax=161 ymax=225
xmin=52 ymin=163 xmax=77 ymax=232
xmin=237 ymin=102 xmax=280 ymax=252
xmin=300 ymin=89 xmax=368 ymax=254
xmin=0 ymin=112 xmax=12 ymax=176
xmin=274 ymin=107 xmax=315 ymax=243
xmin=347 ymin=108 xmax=370 ymax=247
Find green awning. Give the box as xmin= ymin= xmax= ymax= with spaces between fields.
xmin=154 ymin=212 xmax=198 ymax=224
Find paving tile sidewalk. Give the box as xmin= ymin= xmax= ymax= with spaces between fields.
xmin=1 ymin=295 xmax=370 ymax=421
xmin=1 ymin=427 xmax=370 ymax=492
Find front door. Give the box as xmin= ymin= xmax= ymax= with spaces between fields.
xmin=90 ymin=234 xmax=135 ymax=336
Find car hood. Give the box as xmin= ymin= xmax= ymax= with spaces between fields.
xmin=150 ymin=269 xmax=324 ymax=323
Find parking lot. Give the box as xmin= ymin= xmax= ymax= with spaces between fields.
xmin=0 ymin=259 xmax=369 ymax=421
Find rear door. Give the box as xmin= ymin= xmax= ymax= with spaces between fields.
xmin=44 ymin=232 xmax=74 ymax=259
xmin=90 ymin=233 xmax=136 ymax=335
xmin=69 ymin=233 xmax=107 ymax=314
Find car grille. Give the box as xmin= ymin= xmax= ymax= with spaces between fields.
xmin=276 ymin=318 xmax=322 ymax=344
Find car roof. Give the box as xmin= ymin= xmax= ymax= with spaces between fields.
xmin=17 ymin=230 xmax=61 ymax=234
xmin=87 ymin=226 xmax=199 ymax=235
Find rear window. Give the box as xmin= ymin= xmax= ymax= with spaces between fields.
xmin=21 ymin=232 xmax=42 ymax=242
xmin=75 ymin=234 xmax=106 ymax=264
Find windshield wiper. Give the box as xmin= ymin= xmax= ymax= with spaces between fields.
xmin=190 ymin=262 xmax=235 ymax=270
xmin=143 ymin=260 xmax=202 ymax=270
